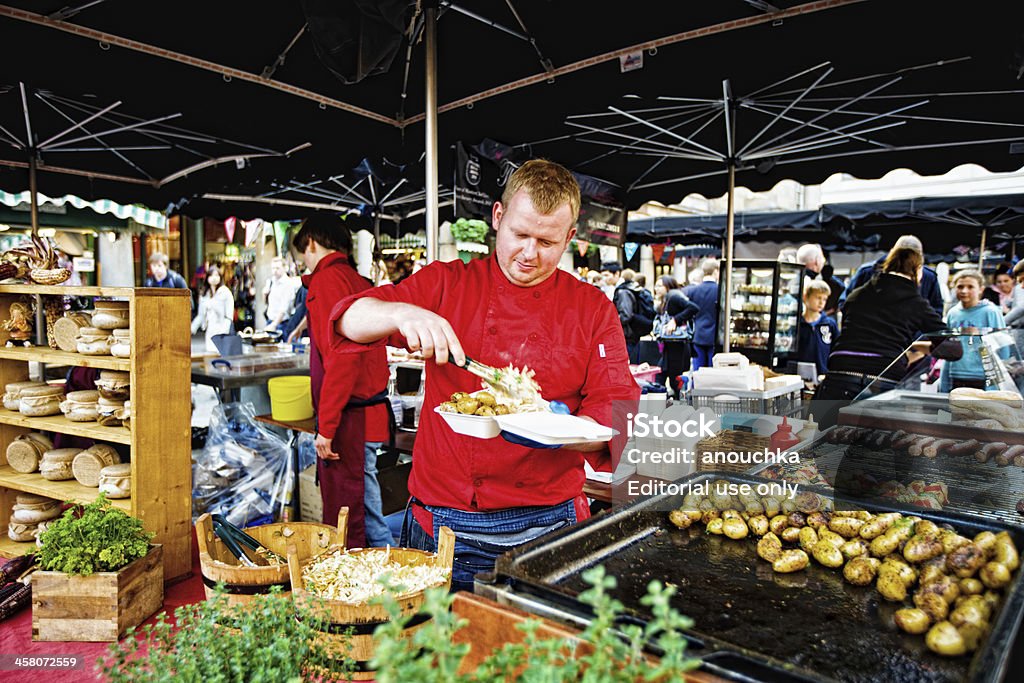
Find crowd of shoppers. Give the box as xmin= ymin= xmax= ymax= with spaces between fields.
xmin=574 ymin=232 xmax=1024 ymax=404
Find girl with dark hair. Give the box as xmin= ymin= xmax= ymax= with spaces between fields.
xmin=654 ymin=275 xmax=699 ymax=398
xmin=982 ymin=261 xmax=1014 ymax=310
xmin=812 ymin=247 xmax=947 ymax=426
xmin=191 ymin=264 xmax=235 ymax=352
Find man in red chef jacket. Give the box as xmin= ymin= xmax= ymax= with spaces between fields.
xmin=330 ymin=160 xmax=639 ymax=591
xmin=293 ymin=215 xmax=392 ymax=548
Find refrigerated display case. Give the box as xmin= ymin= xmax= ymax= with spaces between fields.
xmin=720 ymin=260 xmax=804 ymax=367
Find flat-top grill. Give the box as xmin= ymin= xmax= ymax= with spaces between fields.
xmin=488 ymin=472 xmax=1024 ymax=683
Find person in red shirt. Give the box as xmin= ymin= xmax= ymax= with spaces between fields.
xmin=330 ymin=160 xmax=639 ymax=591
xmin=293 ymin=215 xmax=392 ymax=547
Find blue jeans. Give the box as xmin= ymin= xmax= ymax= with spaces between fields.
xmin=363 ymin=442 xmax=393 ymax=547
xmin=626 ymin=341 xmax=640 ymax=364
xmin=401 ymin=500 xmax=577 ymax=593
xmin=692 ymin=344 xmax=714 ymax=371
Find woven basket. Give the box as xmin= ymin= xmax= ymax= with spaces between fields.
xmin=52 ymin=312 xmax=92 ymax=352
xmin=695 ymin=429 xmax=770 ymax=474
xmin=6 ymin=433 xmax=53 ymax=473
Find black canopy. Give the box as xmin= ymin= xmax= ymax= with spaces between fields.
xmin=822 ymin=194 xmax=1024 ymax=230
xmin=628 ymin=209 xmax=821 ymax=244
xmin=0 ymin=1 xmax=1022 ymax=217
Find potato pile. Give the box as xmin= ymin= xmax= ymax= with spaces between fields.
xmin=438 ymin=391 xmax=511 ymax=417
xmin=668 ymin=481 xmax=1020 ymax=658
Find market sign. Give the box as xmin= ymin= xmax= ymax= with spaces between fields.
xmin=455 ymin=140 xmax=626 ymax=247
xmin=453 ymin=139 xmax=526 ymax=223
xmin=73 ymin=256 xmax=95 ymax=272
xmin=573 ymin=172 xmax=627 ymax=248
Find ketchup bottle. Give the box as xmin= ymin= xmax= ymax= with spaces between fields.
xmin=769 ymin=417 xmax=801 ymax=452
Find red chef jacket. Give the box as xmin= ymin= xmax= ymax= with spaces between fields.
xmin=304 ymin=251 xmax=389 ymax=443
xmin=305 ymin=251 xmax=390 ymax=545
xmin=329 ymin=255 xmax=639 ymax=519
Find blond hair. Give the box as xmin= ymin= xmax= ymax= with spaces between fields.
xmin=501 ymin=159 xmax=581 ymax=220
xmin=804 ymin=279 xmax=831 ymax=298
xmin=953 ymin=269 xmax=985 ymax=288
xmin=701 ymin=258 xmax=720 ymax=276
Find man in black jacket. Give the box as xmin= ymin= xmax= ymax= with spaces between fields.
xmin=613 ymin=268 xmax=654 ymax=363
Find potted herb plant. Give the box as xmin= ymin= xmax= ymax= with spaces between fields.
xmin=451 ymin=217 xmax=490 ymax=263
xmin=99 ymin=586 xmax=349 ymax=683
xmin=100 ymin=565 xmax=698 ymax=682
xmin=32 ymin=493 xmax=162 ymax=642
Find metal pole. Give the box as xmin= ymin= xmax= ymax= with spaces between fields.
xmin=424 ymin=1 xmax=439 ymax=264
xmin=978 ymin=227 xmax=987 ymax=272
xmin=28 ymin=153 xmax=39 ymax=236
xmin=722 ymin=162 xmax=736 ymax=353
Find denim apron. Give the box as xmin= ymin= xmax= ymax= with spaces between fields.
xmin=401 ymin=498 xmax=577 ymax=593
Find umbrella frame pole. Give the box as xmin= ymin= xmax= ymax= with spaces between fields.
xmin=722 ymin=162 xmax=736 ymax=353
xmin=979 ymin=227 xmax=987 ymax=272
xmin=28 ymin=152 xmax=39 ymax=236
xmin=424 ymin=1 xmax=439 ymax=264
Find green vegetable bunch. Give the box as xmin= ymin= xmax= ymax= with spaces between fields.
xmin=451 ymin=217 xmax=489 ymax=244
xmin=371 ymin=565 xmax=699 ymax=682
xmin=37 ymin=494 xmax=154 ymax=575
xmin=99 ymin=586 xmax=348 ymax=683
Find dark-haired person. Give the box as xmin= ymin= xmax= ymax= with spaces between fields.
xmin=147 ymin=251 xmax=193 ymax=311
xmin=145 ymin=251 xmax=189 ymax=290
xmin=812 ymin=246 xmax=947 ymax=426
xmin=653 ymin=275 xmax=699 ymax=398
xmin=293 ymin=215 xmax=392 ymax=548
xmin=330 ymin=159 xmax=638 ymax=592
xmin=838 ymin=235 xmax=943 ymax=315
xmin=981 ymin=261 xmax=1015 ymax=310
xmin=190 ymin=265 xmax=234 ymax=353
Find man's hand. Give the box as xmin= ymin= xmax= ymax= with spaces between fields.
xmin=395 ymin=306 xmax=465 ymax=366
xmin=339 ymin=299 xmax=464 ymax=365
xmin=315 ymin=433 xmax=339 ymax=460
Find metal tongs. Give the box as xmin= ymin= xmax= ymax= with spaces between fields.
xmin=447 ymin=353 xmax=568 ymax=414
xmin=448 ymin=353 xmax=518 ymax=394
xmin=211 ymin=514 xmax=286 ymax=567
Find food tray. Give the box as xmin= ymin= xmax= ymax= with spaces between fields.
xmin=494 ymin=413 xmax=614 ymax=446
xmin=754 ymin=427 xmax=1024 ymax=527
xmin=434 ymin=406 xmax=500 ymax=439
xmin=435 ymin=408 xmax=616 ymax=445
xmin=203 ymin=352 xmax=309 ymax=376
xmin=840 ymin=392 xmax=1024 ymax=447
xmin=494 ymin=471 xmax=1024 ymax=683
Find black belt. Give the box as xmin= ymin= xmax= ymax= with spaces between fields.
xmin=346 ymin=390 xmax=395 ymax=451
xmin=826 ymin=370 xmax=900 ymax=385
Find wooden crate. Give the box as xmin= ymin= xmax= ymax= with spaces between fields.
xmin=451 ymin=592 xmax=726 ymax=681
xmin=31 ymin=544 xmax=164 ymax=641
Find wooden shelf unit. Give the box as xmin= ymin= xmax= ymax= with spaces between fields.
xmin=0 ymin=285 xmax=192 ymax=580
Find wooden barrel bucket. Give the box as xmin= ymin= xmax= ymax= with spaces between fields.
xmin=288 ymin=526 xmax=455 ymax=680
xmin=195 ymin=508 xmax=346 ymax=608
